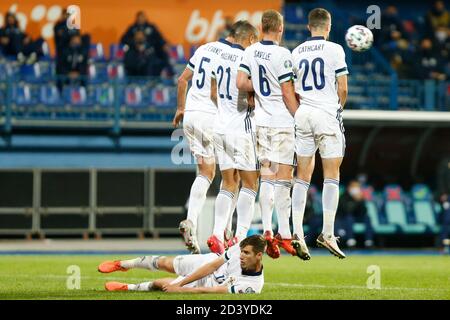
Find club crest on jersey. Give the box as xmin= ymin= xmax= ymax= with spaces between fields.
xmin=284 ymin=60 xmax=292 ymax=68
xmin=245 ymin=287 xmax=255 ymax=293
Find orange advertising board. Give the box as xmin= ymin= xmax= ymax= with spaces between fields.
xmin=0 ymin=0 xmax=282 ymax=55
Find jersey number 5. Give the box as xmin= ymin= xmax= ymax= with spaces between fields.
xmin=299 ymin=58 xmax=325 ymax=91
xmin=196 ymin=57 xmax=211 ymax=89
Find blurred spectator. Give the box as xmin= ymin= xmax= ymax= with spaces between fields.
xmin=54 ymin=8 xmax=90 ymax=56
xmin=336 ymin=180 xmax=374 ymax=248
xmin=437 ymin=158 xmax=450 ymax=248
xmin=56 ymin=34 xmax=88 ymax=90
xmin=414 ymin=38 xmax=447 ymax=80
xmin=303 ymin=191 xmax=322 ymax=246
xmin=0 ymin=12 xmax=44 ymax=64
xmin=216 ymin=16 xmax=235 ymax=40
xmin=124 ymin=30 xmax=162 ymax=78
xmin=121 ymin=11 xmax=173 ymax=77
xmin=425 ymin=1 xmax=450 ymax=36
xmin=375 ymin=6 xmax=408 ymax=47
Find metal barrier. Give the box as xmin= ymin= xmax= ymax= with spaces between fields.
xmin=0 ymin=168 xmax=196 ymax=238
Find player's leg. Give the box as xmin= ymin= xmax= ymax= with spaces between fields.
xmin=273 ymin=163 xmax=296 ymax=256
xmin=256 ymin=126 xmax=280 ymax=258
xmin=291 ymin=155 xmax=315 ymax=260
xmin=99 ymin=256 xmax=177 ymax=273
xmin=179 ymin=113 xmax=216 ymax=253
xmin=317 ymin=156 xmax=346 ymax=258
xmin=224 ymin=170 xmax=240 ymax=244
xmin=105 ymin=278 xmax=175 ymax=292
xmin=235 ymin=170 xmax=259 ymax=242
xmin=270 ymin=127 xmax=296 ymax=256
xmin=209 ymin=168 xmax=239 ymax=253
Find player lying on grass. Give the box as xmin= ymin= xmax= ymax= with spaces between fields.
xmin=98 ymin=234 xmax=265 ymax=294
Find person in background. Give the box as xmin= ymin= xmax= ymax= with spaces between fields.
xmin=436 ymin=158 xmax=450 ymax=250
xmin=425 ymin=0 xmax=450 ymax=37
xmin=336 ymin=180 xmax=374 ymax=248
xmin=54 ymin=8 xmax=91 ymax=63
xmin=0 ymin=12 xmax=43 ymax=64
xmin=124 ymin=30 xmax=162 ymax=78
xmin=415 ymin=38 xmax=447 ymax=81
xmin=121 ymin=11 xmax=172 ymax=77
xmin=56 ymin=34 xmax=88 ymax=90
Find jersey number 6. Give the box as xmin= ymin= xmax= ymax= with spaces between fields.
xmin=259 ymin=65 xmax=271 ymax=97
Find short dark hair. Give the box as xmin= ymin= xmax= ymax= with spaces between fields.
xmin=234 ymin=21 xmax=258 ymax=42
xmin=240 ymin=234 xmax=266 ymax=254
xmin=308 ymin=8 xmax=331 ymax=30
xmin=229 ymin=20 xmax=244 ymax=38
xmin=261 ymin=10 xmax=283 ymax=33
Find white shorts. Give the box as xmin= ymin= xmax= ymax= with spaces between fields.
xmin=183 ymin=111 xmax=216 ymax=159
xmin=294 ymin=105 xmax=346 ymax=159
xmin=171 ymin=253 xmax=218 ymax=288
xmin=256 ymin=126 xmax=295 ymax=165
xmin=214 ymin=132 xmax=259 ymax=172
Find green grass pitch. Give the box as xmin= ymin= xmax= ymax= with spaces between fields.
xmin=0 ymin=254 xmax=449 ymax=300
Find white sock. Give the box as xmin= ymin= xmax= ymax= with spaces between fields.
xmin=259 ymin=179 xmax=275 ymax=233
xmin=274 ymin=180 xmax=293 ymax=239
xmin=226 ymin=189 xmax=239 ymax=233
xmin=128 ymin=281 xmax=154 ymax=291
xmin=120 ymin=256 xmax=160 ymax=270
xmin=235 ymin=188 xmax=257 ymax=241
xmin=212 ymin=189 xmax=234 ymax=241
xmin=292 ymin=179 xmax=310 ymax=238
xmin=322 ymin=178 xmax=340 ymax=237
xmin=186 ymin=175 xmax=211 ymax=228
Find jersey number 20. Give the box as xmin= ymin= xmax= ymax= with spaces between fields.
xmin=299 ymin=58 xmax=325 ymax=91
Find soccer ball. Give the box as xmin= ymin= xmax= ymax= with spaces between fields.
xmin=345 ymin=25 xmax=374 ymax=52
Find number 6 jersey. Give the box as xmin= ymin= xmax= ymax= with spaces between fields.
xmin=239 ymin=40 xmax=294 ymax=128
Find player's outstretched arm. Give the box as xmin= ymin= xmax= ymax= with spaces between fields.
xmin=173 ymin=68 xmax=194 ymax=127
xmin=337 ymin=74 xmax=348 ymax=109
xmin=281 ymin=80 xmax=299 ymax=116
xmin=236 ymin=71 xmax=254 ymax=92
xmin=163 ymin=256 xmax=226 ymax=291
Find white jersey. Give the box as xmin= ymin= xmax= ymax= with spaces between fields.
xmin=292 ymin=36 xmax=349 ymax=116
xmin=185 ymin=39 xmax=234 ymax=114
xmin=239 ymin=41 xmax=294 ymax=128
xmin=211 ymin=43 xmax=254 ymax=134
xmin=214 ymin=245 xmax=264 ymax=294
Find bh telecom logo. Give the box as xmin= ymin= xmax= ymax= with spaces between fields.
xmin=0 ymin=4 xmax=66 ymax=39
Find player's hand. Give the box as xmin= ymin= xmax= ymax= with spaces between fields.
xmin=172 ymin=109 xmax=184 ymax=128
xmin=247 ymin=91 xmax=255 ymax=109
xmin=163 ymin=284 xmax=183 ymax=293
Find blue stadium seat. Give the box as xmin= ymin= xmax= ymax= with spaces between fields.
xmin=13 ymin=84 xmax=36 ymax=106
xmin=40 ymin=85 xmax=63 ymax=107
xmin=89 ymin=43 xmax=105 ymax=62
xmin=88 ymin=63 xmax=107 ymax=84
xmin=383 ymin=185 xmax=427 ymax=234
xmin=169 ymin=45 xmax=187 ymax=64
xmin=411 ymin=184 xmax=440 ymax=234
xmin=124 ymin=86 xmax=147 ymax=108
xmin=95 ymin=85 xmax=114 ymax=108
xmin=63 ymin=86 xmax=91 ymax=107
xmin=107 ymin=63 xmax=125 ymax=83
xmin=109 ymin=44 xmax=126 ymax=61
xmin=150 ymin=87 xmax=176 ymax=108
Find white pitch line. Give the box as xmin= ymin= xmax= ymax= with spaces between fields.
xmin=266 ymin=282 xmax=450 ymax=292
xmin=1 ymin=274 xmax=449 ymax=293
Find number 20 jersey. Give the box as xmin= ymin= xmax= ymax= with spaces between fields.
xmin=291 ymin=36 xmax=349 ymax=116
xmin=239 ymin=41 xmax=294 ymax=128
